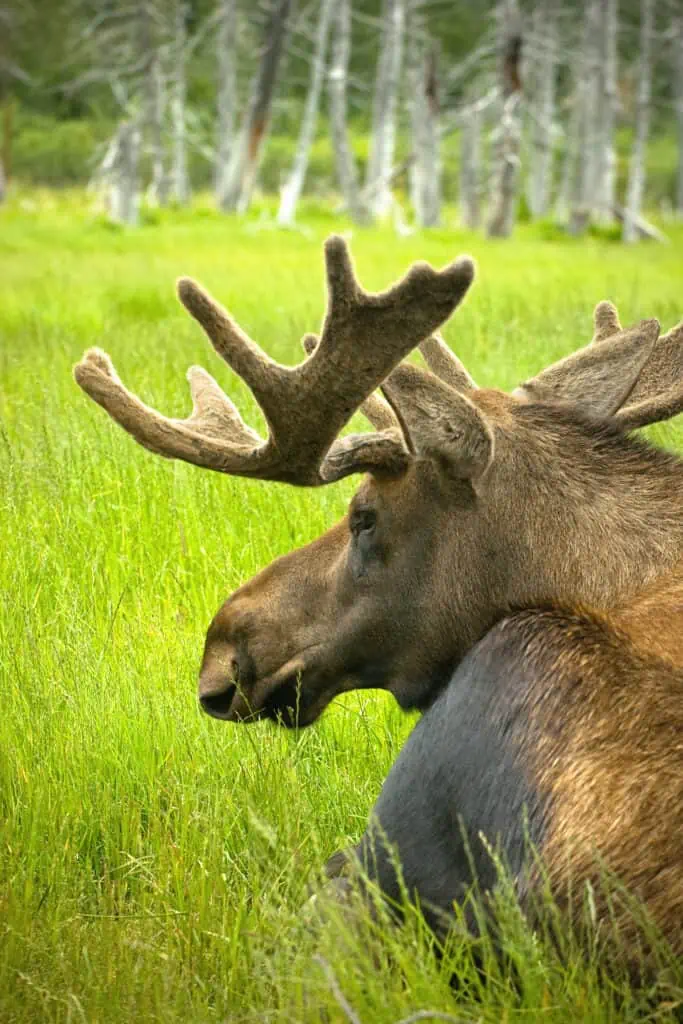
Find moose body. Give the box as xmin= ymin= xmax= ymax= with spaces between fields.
xmin=74 ymin=238 xmax=683 ymax=965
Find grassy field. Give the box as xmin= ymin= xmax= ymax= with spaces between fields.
xmin=2 ymin=191 xmax=683 ymax=1023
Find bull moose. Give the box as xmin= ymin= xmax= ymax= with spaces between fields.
xmin=74 ymin=237 xmax=683 ymax=966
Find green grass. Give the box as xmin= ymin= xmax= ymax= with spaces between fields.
xmin=1 ymin=190 xmax=683 ymax=1023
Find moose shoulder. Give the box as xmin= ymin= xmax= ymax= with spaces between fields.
xmin=74 ymin=238 xmax=683 ymax=962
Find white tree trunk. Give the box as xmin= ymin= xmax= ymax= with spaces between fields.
xmin=140 ymin=2 xmax=168 ymax=206
xmin=568 ymin=0 xmax=601 ymax=234
xmin=277 ymin=0 xmax=335 ymax=226
xmin=365 ymin=0 xmax=406 ymax=218
xmin=528 ymin=1 xmax=557 ymax=219
xmin=486 ymin=0 xmax=523 ymax=238
xmin=594 ymin=0 xmax=618 ymax=221
xmin=406 ymin=3 xmax=441 ymax=227
xmin=674 ymin=16 xmax=683 ymax=217
xmin=215 ymin=0 xmax=237 ymax=205
xmin=220 ymin=0 xmax=292 ymax=213
xmin=328 ymin=0 xmax=371 ymax=224
xmin=170 ymin=0 xmax=190 ymax=205
xmin=459 ymin=93 xmax=483 ymax=230
xmin=109 ymin=120 xmax=141 ymax=226
xmin=623 ymin=0 xmax=653 ymax=242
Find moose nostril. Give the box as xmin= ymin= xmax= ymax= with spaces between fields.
xmin=199 ymin=685 xmax=237 ymax=719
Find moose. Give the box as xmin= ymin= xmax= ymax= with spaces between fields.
xmin=75 ymin=237 xmax=683 ymax=966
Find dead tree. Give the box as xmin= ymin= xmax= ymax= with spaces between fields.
xmin=139 ymin=1 xmax=169 ymax=206
xmin=486 ymin=0 xmax=523 ymax=238
xmin=103 ymin=120 xmax=141 ymax=226
xmin=327 ymin=0 xmax=371 ymax=224
xmin=673 ymin=14 xmax=683 ymax=217
xmin=459 ymin=89 xmax=484 ymax=229
xmin=365 ymin=0 xmax=406 ymax=218
xmin=623 ymin=0 xmax=653 ymax=242
xmin=406 ymin=1 xmax=441 ymax=227
xmin=527 ymin=0 xmax=557 ymax=219
xmin=568 ymin=0 xmax=601 ymax=235
xmin=219 ymin=0 xmax=292 ymax=213
xmin=215 ymin=0 xmax=237 ymax=206
xmin=277 ymin=0 xmax=335 ymax=226
xmin=169 ymin=0 xmax=190 ymax=205
xmin=594 ymin=0 xmax=619 ymax=221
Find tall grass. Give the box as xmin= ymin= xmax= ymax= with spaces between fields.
xmin=1 ymin=192 xmax=682 ymax=1023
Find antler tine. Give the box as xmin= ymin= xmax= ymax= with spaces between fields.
xmin=419 ymin=333 xmax=477 ymax=391
xmin=75 ymin=236 xmax=475 ymax=486
xmin=592 ymin=300 xmax=622 ymax=343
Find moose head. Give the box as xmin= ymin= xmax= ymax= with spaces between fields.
xmin=75 ymin=238 xmax=683 ymax=728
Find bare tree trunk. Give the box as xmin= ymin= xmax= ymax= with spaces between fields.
xmin=459 ymin=91 xmax=483 ymax=229
xmin=220 ymin=0 xmax=292 ymax=214
xmin=140 ymin=2 xmax=169 ymax=206
xmin=486 ymin=0 xmax=523 ymax=238
xmin=406 ymin=2 xmax=441 ymax=227
xmin=568 ymin=0 xmax=601 ymax=234
xmin=673 ymin=16 xmax=683 ymax=217
xmin=277 ymin=0 xmax=334 ymax=226
xmin=623 ymin=0 xmax=653 ymax=242
xmin=170 ymin=0 xmax=190 ymax=205
xmin=365 ymin=0 xmax=406 ymax=218
xmin=328 ymin=0 xmax=371 ymax=224
xmin=594 ymin=0 xmax=618 ymax=221
xmin=528 ymin=0 xmax=557 ymax=219
xmin=215 ymin=0 xmax=237 ymax=205
xmin=109 ymin=120 xmax=141 ymax=226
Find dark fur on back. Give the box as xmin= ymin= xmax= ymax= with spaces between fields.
xmin=347 ymin=606 xmax=683 ymax=962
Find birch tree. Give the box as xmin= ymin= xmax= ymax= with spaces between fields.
xmin=527 ymin=0 xmax=557 ymax=219
xmin=567 ymin=0 xmax=601 ymax=234
xmin=459 ymin=91 xmax=483 ymax=230
xmin=215 ymin=0 xmax=237 ymax=206
xmin=365 ymin=0 xmax=406 ymax=218
xmin=219 ymin=0 xmax=292 ymax=213
xmin=406 ymin=1 xmax=441 ymax=227
xmin=140 ymin=1 xmax=169 ymax=206
xmin=623 ymin=0 xmax=653 ymax=242
xmin=486 ymin=0 xmax=523 ymax=238
xmin=594 ymin=0 xmax=618 ymax=221
xmin=328 ymin=0 xmax=370 ymax=224
xmin=277 ymin=0 xmax=335 ymax=226
xmin=674 ymin=15 xmax=683 ymax=217
xmin=169 ymin=0 xmax=190 ymax=205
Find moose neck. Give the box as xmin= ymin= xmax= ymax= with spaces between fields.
xmin=478 ymin=412 xmax=683 ymax=658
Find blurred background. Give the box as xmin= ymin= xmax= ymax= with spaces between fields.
xmin=1 ymin=0 xmax=681 ymax=239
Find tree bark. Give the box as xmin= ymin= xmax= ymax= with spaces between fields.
xmin=594 ymin=0 xmax=618 ymax=221
xmin=486 ymin=0 xmax=523 ymax=238
xmin=623 ymin=0 xmax=653 ymax=242
xmin=109 ymin=120 xmax=141 ymax=226
xmin=406 ymin=2 xmax=441 ymax=227
xmin=328 ymin=0 xmax=371 ymax=224
xmin=365 ymin=0 xmax=406 ymax=218
xmin=219 ymin=0 xmax=292 ymax=214
xmin=140 ymin=1 xmax=169 ymax=206
xmin=214 ymin=0 xmax=237 ymax=206
xmin=527 ymin=0 xmax=557 ymax=219
xmin=170 ymin=0 xmax=190 ymax=205
xmin=568 ymin=0 xmax=601 ymax=234
xmin=277 ymin=0 xmax=335 ymax=226
xmin=674 ymin=16 xmax=683 ymax=217
xmin=459 ymin=91 xmax=483 ymax=230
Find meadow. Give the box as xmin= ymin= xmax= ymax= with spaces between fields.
xmin=1 ymin=190 xmax=683 ymax=1023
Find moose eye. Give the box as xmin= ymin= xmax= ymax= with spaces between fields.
xmin=350 ymin=508 xmax=376 ymax=537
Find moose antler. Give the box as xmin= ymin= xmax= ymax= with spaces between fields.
xmin=74 ymin=237 xmax=475 ymax=486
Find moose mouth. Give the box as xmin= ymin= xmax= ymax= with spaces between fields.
xmin=199 ymin=648 xmax=330 ymax=728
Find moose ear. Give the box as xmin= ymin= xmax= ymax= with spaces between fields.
xmin=382 ymin=364 xmax=494 ymax=482
xmin=515 ymin=318 xmax=660 ymax=419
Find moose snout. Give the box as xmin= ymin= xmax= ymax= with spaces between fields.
xmin=198 ymin=644 xmax=240 ymax=720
